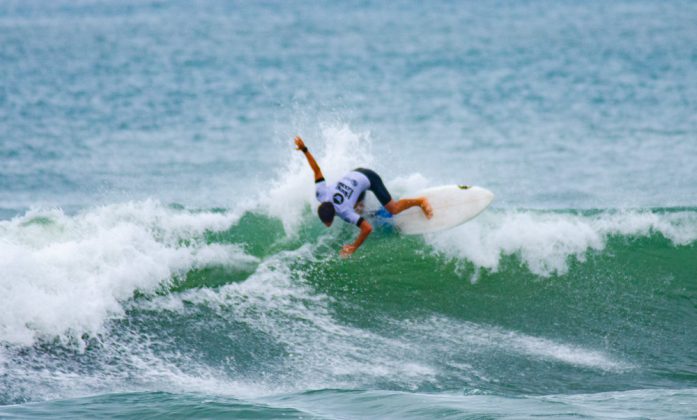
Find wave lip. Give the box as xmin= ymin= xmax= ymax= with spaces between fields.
xmin=426 ymin=208 xmax=697 ymax=277
xmin=0 ymin=200 xmax=252 ymax=347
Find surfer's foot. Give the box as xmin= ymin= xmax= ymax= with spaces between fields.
xmin=420 ymin=198 xmax=433 ymax=219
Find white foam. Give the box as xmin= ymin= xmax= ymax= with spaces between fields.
xmin=402 ymin=316 xmax=629 ymax=371
xmin=0 ymin=200 xmax=255 ymax=347
xmin=504 ymin=333 xmax=626 ymax=370
xmin=426 ymin=209 xmax=697 ymax=276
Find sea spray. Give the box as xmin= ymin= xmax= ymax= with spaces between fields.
xmin=261 ymin=124 xmax=375 ymax=235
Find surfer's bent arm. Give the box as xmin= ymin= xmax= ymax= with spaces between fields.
xmin=294 ymin=136 xmax=324 ymax=182
xmin=341 ymin=219 xmax=373 ymax=257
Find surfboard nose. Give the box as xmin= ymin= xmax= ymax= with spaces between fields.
xmin=473 ymin=186 xmax=495 ymax=206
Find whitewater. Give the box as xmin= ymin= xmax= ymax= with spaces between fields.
xmin=2 ymin=0 xmax=697 ymax=418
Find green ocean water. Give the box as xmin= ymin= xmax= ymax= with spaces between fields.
xmin=2 ymin=204 xmax=696 ymax=417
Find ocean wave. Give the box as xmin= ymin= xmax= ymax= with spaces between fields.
xmin=1 ymin=198 xmax=695 ymax=347
xmin=2 ymin=197 xmax=696 ymax=404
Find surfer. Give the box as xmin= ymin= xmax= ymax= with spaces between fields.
xmin=295 ymin=136 xmax=432 ymax=257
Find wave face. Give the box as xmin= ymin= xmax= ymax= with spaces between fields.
xmin=1 ymin=201 xmax=696 ymax=411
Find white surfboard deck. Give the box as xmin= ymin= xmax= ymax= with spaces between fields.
xmin=392 ymin=185 xmax=494 ymax=235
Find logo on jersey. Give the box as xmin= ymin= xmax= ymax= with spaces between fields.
xmin=336 ymin=182 xmax=354 ymax=199
xmin=333 ymin=193 xmax=344 ymax=205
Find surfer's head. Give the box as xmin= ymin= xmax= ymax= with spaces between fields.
xmin=318 ymin=202 xmax=335 ymax=227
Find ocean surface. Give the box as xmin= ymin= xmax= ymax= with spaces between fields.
xmin=1 ymin=0 xmax=697 ymax=418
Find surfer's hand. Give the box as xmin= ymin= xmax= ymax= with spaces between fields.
xmin=340 ymin=244 xmax=356 ymax=257
xmin=294 ymin=136 xmax=306 ymax=151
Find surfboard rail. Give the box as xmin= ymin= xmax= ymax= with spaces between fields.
xmin=392 ymin=185 xmax=494 ymax=235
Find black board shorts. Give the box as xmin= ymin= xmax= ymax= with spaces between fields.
xmin=354 ymin=168 xmax=393 ymax=206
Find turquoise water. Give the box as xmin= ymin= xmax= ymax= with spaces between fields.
xmin=2 ymin=1 xmax=697 ymax=418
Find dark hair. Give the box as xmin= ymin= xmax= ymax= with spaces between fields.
xmin=317 ymin=202 xmax=335 ymax=224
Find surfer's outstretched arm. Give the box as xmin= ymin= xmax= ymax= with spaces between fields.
xmin=341 ymin=219 xmax=373 ymax=257
xmin=295 ymin=136 xmax=324 ymax=182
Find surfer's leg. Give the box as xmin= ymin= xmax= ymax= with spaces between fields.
xmin=384 ymin=197 xmax=433 ymax=219
xmin=354 ymin=168 xmax=392 ymax=206
xmin=354 ymin=168 xmax=432 ymax=219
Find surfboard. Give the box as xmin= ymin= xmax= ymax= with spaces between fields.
xmin=390 ymin=185 xmax=494 ymax=235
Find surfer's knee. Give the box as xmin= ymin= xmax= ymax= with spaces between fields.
xmin=384 ymin=200 xmax=398 ymax=214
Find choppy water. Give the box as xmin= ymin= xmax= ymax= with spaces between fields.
xmin=1 ymin=1 xmax=696 ymax=418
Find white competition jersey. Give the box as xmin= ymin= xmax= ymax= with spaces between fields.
xmin=315 ymin=171 xmax=371 ymax=226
